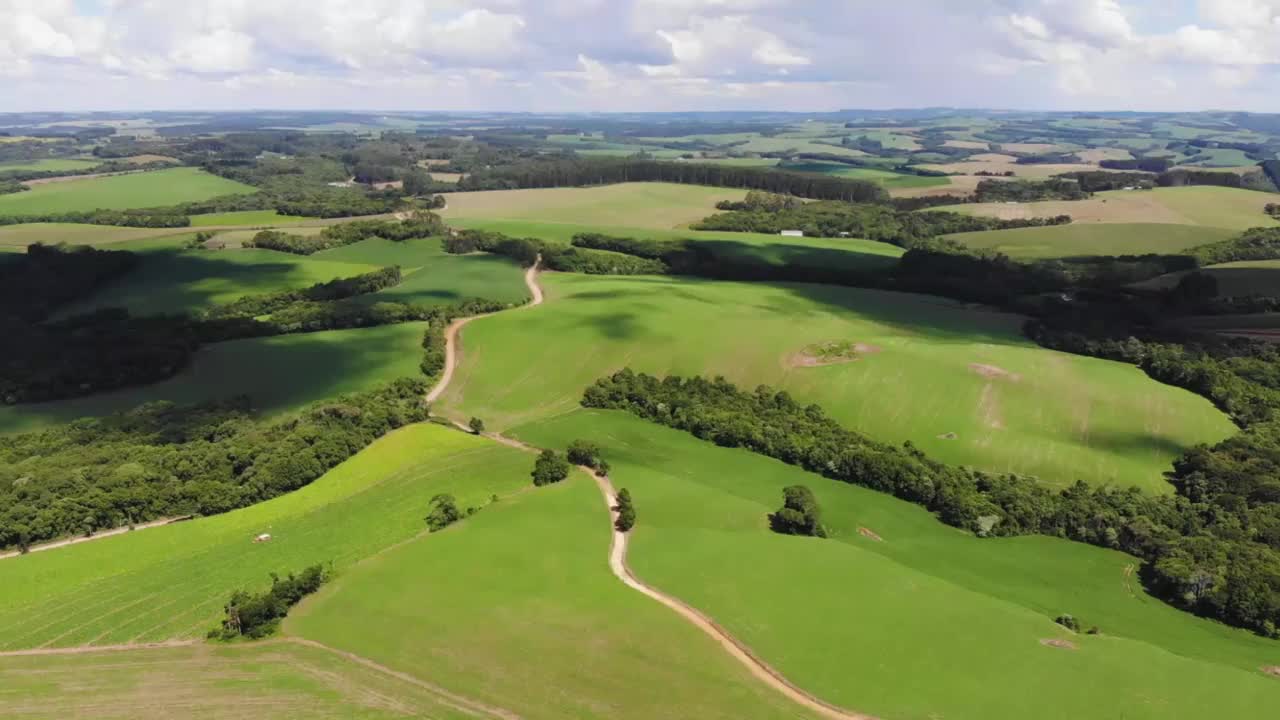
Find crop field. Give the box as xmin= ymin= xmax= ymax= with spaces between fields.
xmin=1182 ymin=148 xmax=1255 ymax=167
xmin=0 ymin=222 xmax=190 ymax=249
xmin=0 ymin=158 xmax=100 ymax=173
xmin=513 ymin=411 xmax=1280 ymax=720
xmin=0 ymin=425 xmax=534 ymax=648
xmin=438 ymin=183 xmax=744 ymax=229
xmin=0 ymin=641 xmax=482 ymax=719
xmin=920 ymin=160 xmax=1100 ymax=178
xmin=952 ymin=187 xmax=1280 ymax=229
xmin=438 ymin=273 xmax=1234 ymax=490
xmin=851 ymin=130 xmax=921 ymax=150
xmin=0 ymin=168 xmax=256 ymax=216
xmin=450 ymin=218 xmax=904 ymax=272
xmin=316 ymin=237 xmax=531 ymax=306
xmin=0 ymin=322 xmax=427 ymax=434
xmin=288 ymin=474 xmax=819 ymax=720
xmin=189 ymin=210 xmax=314 ymax=226
xmin=60 ymin=238 xmax=379 ymax=317
xmin=947 ymin=223 xmax=1238 ymax=259
xmin=778 ymin=161 xmax=950 ymax=189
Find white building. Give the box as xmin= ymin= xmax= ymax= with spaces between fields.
xmin=780 ymin=230 xmax=805 ymax=237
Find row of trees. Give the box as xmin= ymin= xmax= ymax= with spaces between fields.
xmin=244 ymin=214 xmax=446 ymax=255
xmin=212 ymin=565 xmax=327 ymax=640
xmin=582 ymin=369 xmax=1280 ymax=637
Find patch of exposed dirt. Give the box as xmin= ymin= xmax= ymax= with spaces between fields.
xmin=788 ymin=341 xmax=882 ymax=368
xmin=936 ymin=432 xmax=958 ymax=440
xmin=969 ymin=363 xmax=1021 ymax=381
xmin=858 ymin=527 xmax=884 ymax=542
xmin=1039 ymin=639 xmax=1079 ymax=651
xmin=1263 ymin=666 xmax=1280 ymax=679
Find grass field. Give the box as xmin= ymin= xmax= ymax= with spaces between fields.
xmin=513 ymin=411 xmax=1280 ymax=720
xmin=316 ymin=237 xmax=531 ymax=306
xmin=60 ymin=239 xmax=379 ymax=317
xmin=0 ymin=222 xmax=190 ymax=249
xmin=1136 ymin=259 xmax=1280 ymax=297
xmin=189 ymin=210 xmax=314 ymax=226
xmin=1182 ymin=148 xmax=1255 ymax=167
xmin=778 ymin=161 xmax=950 ymax=189
xmin=920 ymin=160 xmax=1100 ymax=178
xmin=0 ymin=425 xmax=534 ymax=648
xmin=449 ymin=218 xmax=904 ymax=273
xmin=439 ymin=183 xmax=743 ymax=229
xmin=0 ymin=641 xmax=482 ymax=719
xmin=0 ymin=168 xmax=255 ymax=216
xmin=288 ymin=474 xmax=821 ymax=720
xmin=0 ymin=158 xmax=100 ymax=173
xmin=0 ymin=322 xmax=427 ymax=434
xmin=952 ymin=187 xmax=1280 ymax=229
xmin=948 ymin=223 xmax=1239 ymax=259
xmin=438 ymin=273 xmax=1234 ymax=490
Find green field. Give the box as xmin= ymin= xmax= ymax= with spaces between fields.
xmin=0 ymin=222 xmax=191 ymax=249
xmin=0 ymin=425 xmax=533 ymax=648
xmin=1136 ymin=259 xmax=1280 ymax=297
xmin=0 ymin=641 xmax=482 ymax=719
xmin=1181 ymin=148 xmax=1255 ymax=167
xmin=439 ymin=273 xmax=1234 ymax=490
xmin=0 ymin=168 xmax=255 ymax=216
xmin=0 ymin=322 xmax=427 ymax=434
xmin=512 ymin=411 xmax=1280 ymax=720
xmin=439 ymin=183 xmax=743 ymax=229
xmin=316 ymin=237 xmax=531 ymax=306
xmin=0 ymin=158 xmax=100 ymax=173
xmin=189 ymin=210 xmax=314 ymax=226
xmin=948 ymin=223 xmax=1239 ymax=259
xmin=288 ymin=473 xmax=819 ymax=720
xmin=953 ymin=187 xmax=1280 ymax=230
xmin=779 ymin=161 xmax=949 ymax=189
xmin=449 ymin=218 xmax=904 ymax=273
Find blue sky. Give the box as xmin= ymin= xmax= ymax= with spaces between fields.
xmin=4 ymin=0 xmax=1280 ymax=112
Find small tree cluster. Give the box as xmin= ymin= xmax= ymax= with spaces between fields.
xmin=532 ymin=449 xmax=571 ymax=487
xmin=615 ymin=488 xmax=636 ymax=532
xmin=1054 ymin=614 xmax=1100 ymax=635
xmin=768 ymin=485 xmax=827 ymax=538
xmin=468 ymin=417 xmax=486 ymax=435
xmin=566 ymin=439 xmax=611 ymax=475
xmin=425 ymin=493 xmax=463 ymax=531
xmin=211 ymin=565 xmax=327 ymax=640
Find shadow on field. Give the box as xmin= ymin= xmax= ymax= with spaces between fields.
xmin=1085 ymin=430 xmax=1205 ymax=462
xmin=690 ymin=238 xmax=901 ymax=273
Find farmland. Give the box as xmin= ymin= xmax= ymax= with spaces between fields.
xmin=439 ymin=183 xmax=744 ymax=229
xmin=0 ymin=168 xmax=255 ymax=216
xmin=0 ymin=322 xmax=428 ymax=434
xmin=512 ymin=411 xmax=1280 ymax=720
xmin=0 ymin=222 xmax=190 ymax=249
xmin=948 ymin=223 xmax=1239 ymax=259
xmin=0 ymin=158 xmax=100 ymax=173
xmin=437 ymin=273 xmax=1234 ymax=490
xmin=951 ymin=187 xmax=1280 ymax=229
xmin=189 ymin=210 xmax=314 ymax=226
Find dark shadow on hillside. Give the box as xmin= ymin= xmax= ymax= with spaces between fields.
xmin=689 ymin=238 xmax=901 ymax=273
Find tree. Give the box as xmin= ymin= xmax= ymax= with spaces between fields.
xmin=615 ymin=487 xmax=636 ymax=532
xmin=768 ymin=485 xmax=827 ymax=538
xmin=566 ymin=439 xmax=601 ymax=467
xmin=531 ymin=449 xmax=571 ymax=487
xmin=403 ymin=169 xmax=434 ymax=196
xmin=425 ymin=493 xmax=462 ymax=531
xmin=468 ymin=417 xmax=486 ymax=435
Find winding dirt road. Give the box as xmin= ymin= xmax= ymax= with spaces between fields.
xmin=426 ymin=263 xmax=871 ymax=719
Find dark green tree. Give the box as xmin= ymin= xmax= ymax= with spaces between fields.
xmin=531 ymin=449 xmax=571 ymax=487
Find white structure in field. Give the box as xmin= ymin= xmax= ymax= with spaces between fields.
xmin=780 ymin=230 xmax=804 ymax=237
xmin=254 ymin=533 xmax=272 ymax=543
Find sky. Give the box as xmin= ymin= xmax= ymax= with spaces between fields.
xmin=3 ymin=0 xmax=1280 ymax=113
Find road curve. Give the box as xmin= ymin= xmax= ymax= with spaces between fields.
xmin=425 ymin=256 xmax=543 ymax=405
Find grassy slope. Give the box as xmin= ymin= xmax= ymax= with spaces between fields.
xmin=439 ymin=273 xmax=1234 ymax=492
xmin=316 ymin=237 xmax=531 ymax=306
xmin=189 ymin=210 xmax=313 ymax=226
xmin=449 ymin=218 xmax=904 ymax=273
xmin=0 ymin=168 xmax=255 ymax=216
xmin=952 ymin=187 xmax=1280 ymax=230
xmin=61 ymin=240 xmax=378 ymax=317
xmin=0 ymin=158 xmax=100 ymax=173
xmin=778 ymin=162 xmax=948 ymax=189
xmin=438 ymin=183 xmax=744 ymax=230
xmin=0 ymin=322 xmax=427 ymax=434
xmin=947 ymin=223 xmax=1239 ymax=259
xmin=288 ymin=474 xmax=819 ymax=720
xmin=516 ymin=411 xmax=1280 ymax=720
xmin=0 ymin=425 xmax=533 ymax=648
xmin=0 ymin=223 xmax=191 ymax=249
xmin=0 ymin=642 xmax=477 ymax=720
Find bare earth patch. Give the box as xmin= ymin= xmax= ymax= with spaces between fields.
xmin=1263 ymin=666 xmax=1280 ymax=679
xmin=857 ymin=527 xmax=884 ymax=542
xmin=936 ymin=432 xmax=958 ymax=440
xmin=789 ymin=341 xmax=882 ymax=368
xmin=1040 ymin=639 xmax=1079 ymax=651
xmin=969 ymin=363 xmax=1021 ymax=382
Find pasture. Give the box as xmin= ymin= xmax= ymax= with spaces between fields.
xmin=778 ymin=161 xmax=950 ymax=189
xmin=0 ymin=641 xmax=481 ymax=719
xmin=947 ymin=223 xmax=1238 ymax=259
xmin=0 ymin=322 xmax=427 ymax=434
xmin=0 ymin=158 xmax=100 ymax=173
xmin=952 ymin=187 xmax=1280 ymax=230
xmin=1136 ymin=259 xmax=1280 ymax=297
xmin=0 ymin=168 xmax=256 ymax=216
xmin=437 ymin=273 xmax=1234 ymax=490
xmin=189 ymin=210 xmax=313 ymax=226
xmin=0 ymin=222 xmax=191 ymax=249
xmin=288 ymin=474 xmax=819 ymax=720
xmin=920 ymin=160 xmax=1100 ymax=178
xmin=438 ymin=183 xmax=744 ymax=229
xmin=513 ymin=411 xmax=1280 ymax=720
xmin=316 ymin=237 xmax=531 ymax=306
xmin=0 ymin=425 xmax=533 ymax=648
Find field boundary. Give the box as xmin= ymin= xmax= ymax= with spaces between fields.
xmin=0 ymin=516 xmax=192 ymax=562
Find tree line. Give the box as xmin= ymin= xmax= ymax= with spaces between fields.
xmin=244 ymin=214 xmax=446 ymax=255
xmin=582 ymin=369 xmax=1280 ymax=638
xmin=212 ymin=565 xmax=327 ymax=640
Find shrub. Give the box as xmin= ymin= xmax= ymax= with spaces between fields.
xmin=531 ymin=449 xmax=571 ymax=487
xmin=768 ymin=485 xmax=827 ymax=538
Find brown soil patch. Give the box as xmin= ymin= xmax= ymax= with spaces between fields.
xmin=937 ymin=432 xmax=958 ymax=440
xmin=969 ymin=363 xmax=1021 ymax=382
xmin=858 ymin=527 xmax=884 ymax=542
xmin=1040 ymin=639 xmax=1078 ymax=651
xmin=789 ymin=342 xmax=882 ymax=368
xmin=1263 ymin=666 xmax=1280 ymax=678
